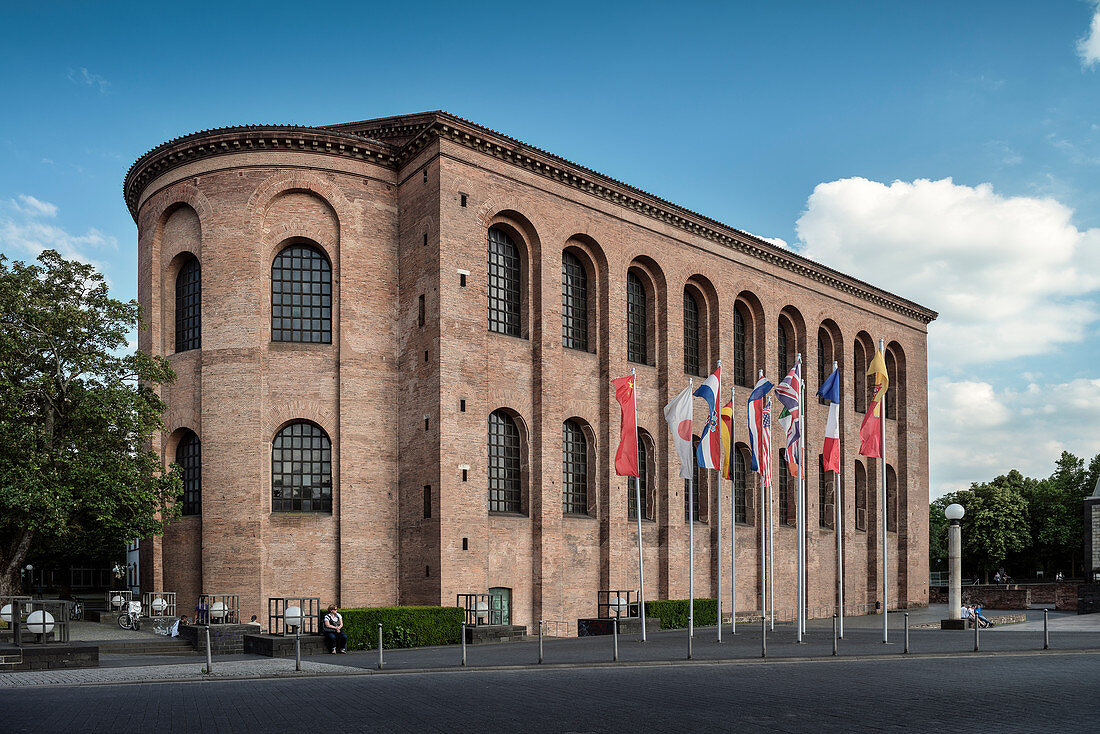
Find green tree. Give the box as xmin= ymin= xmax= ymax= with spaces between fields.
xmin=1019 ymin=451 xmax=1098 ymax=577
xmin=951 ymin=473 xmax=1031 ymax=581
xmin=0 ymin=250 xmax=181 ymax=595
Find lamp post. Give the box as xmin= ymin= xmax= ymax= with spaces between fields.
xmin=941 ymin=503 xmax=965 ymax=629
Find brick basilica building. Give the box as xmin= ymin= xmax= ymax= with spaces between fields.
xmin=126 ymin=111 xmax=936 ymax=630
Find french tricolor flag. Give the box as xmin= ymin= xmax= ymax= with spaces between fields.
xmin=693 ymin=366 xmax=722 ymax=470
xmin=817 ymin=367 xmax=841 ymax=472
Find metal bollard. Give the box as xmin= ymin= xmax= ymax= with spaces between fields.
xmin=461 ymin=621 xmax=467 ymax=666
xmin=538 ymin=620 xmax=543 ymax=664
xmin=295 ymin=626 xmax=302 ymax=671
xmin=832 ymin=614 xmax=838 ymax=656
xmin=973 ymin=615 xmax=979 ymax=652
xmin=1043 ymin=608 xmax=1049 ymax=650
xmin=613 ymin=618 xmax=619 ymax=662
xmin=687 ymin=623 xmax=693 ymax=660
xmin=204 ymin=626 xmax=213 ymax=674
xmin=904 ymin=612 xmax=909 ymax=654
xmin=377 ymin=623 xmax=384 ymax=670
xmin=761 ymin=613 xmax=767 ymax=659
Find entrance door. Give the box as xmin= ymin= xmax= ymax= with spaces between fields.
xmin=489 ymin=587 xmax=511 ymax=625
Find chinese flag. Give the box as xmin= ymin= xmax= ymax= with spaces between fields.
xmin=612 ymin=374 xmax=639 ymax=477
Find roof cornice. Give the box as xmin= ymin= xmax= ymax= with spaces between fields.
xmin=123 ymin=126 xmax=395 ymax=218
xmin=123 ymin=113 xmax=937 ymax=325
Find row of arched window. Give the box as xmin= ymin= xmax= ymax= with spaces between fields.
xmin=172 ymin=242 xmax=333 ymax=353
xmin=172 ymin=421 xmax=333 ymax=516
xmin=488 ymin=226 xmax=906 ymax=412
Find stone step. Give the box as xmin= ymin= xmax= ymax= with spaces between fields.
xmin=96 ymin=639 xmax=197 ymax=655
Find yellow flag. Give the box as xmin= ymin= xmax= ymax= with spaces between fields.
xmin=865 ymin=348 xmax=890 ymax=414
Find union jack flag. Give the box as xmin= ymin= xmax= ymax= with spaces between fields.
xmin=774 ymin=356 xmax=802 ymax=476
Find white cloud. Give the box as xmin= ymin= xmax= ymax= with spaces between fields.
xmin=930 ymin=377 xmax=1100 ymax=496
xmin=67 ymin=67 xmax=110 ymax=93
xmin=1079 ymin=2 xmax=1100 ymax=68
xmin=795 ymin=177 xmax=1100 ymax=364
xmin=0 ymin=195 xmax=116 ymax=269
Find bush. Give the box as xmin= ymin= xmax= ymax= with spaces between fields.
xmin=645 ymin=598 xmax=717 ymax=629
xmin=339 ymin=606 xmax=464 ymax=650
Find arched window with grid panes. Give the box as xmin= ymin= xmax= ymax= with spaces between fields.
xmin=684 ymin=290 xmax=700 ymax=376
xmin=626 ymin=271 xmax=647 ymax=364
xmin=488 ymin=228 xmax=521 ymax=336
xmin=778 ymin=453 xmax=794 ymax=526
xmin=854 ymin=460 xmax=867 ymax=531
xmin=489 ymin=410 xmax=522 ymax=513
xmin=177 ymin=430 xmax=201 ymax=516
xmin=271 ymin=243 xmax=332 ymax=343
xmin=886 ymin=464 xmax=898 ymax=532
xmin=562 ymin=420 xmax=589 ymax=515
xmin=562 ymin=251 xmax=588 ymax=350
xmin=628 ymin=430 xmax=651 ymax=521
xmin=175 ymin=256 xmax=200 ymax=352
xmin=734 ymin=306 xmax=747 ymax=387
xmin=735 ymin=447 xmax=750 ymax=524
xmin=271 ymin=422 xmax=332 ymax=513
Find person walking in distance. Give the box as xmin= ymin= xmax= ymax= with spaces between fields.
xmin=323 ymin=605 xmax=347 ymax=654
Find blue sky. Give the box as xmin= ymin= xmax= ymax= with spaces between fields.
xmin=3 ymin=1 xmax=1100 ymax=497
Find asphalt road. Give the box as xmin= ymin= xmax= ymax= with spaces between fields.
xmin=3 ymin=651 xmax=1097 ymax=733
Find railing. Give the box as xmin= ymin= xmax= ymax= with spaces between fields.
xmin=457 ymin=593 xmax=505 ymax=626
xmin=3 ymin=599 xmax=71 ymax=646
xmin=197 ymin=594 xmax=240 ymax=625
xmin=268 ymin=597 xmax=321 ymax=636
xmin=596 ymin=590 xmax=640 ymax=619
xmin=105 ymin=589 xmax=134 ymax=612
xmin=142 ymin=591 xmax=177 ymax=618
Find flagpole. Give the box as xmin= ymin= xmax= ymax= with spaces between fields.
xmin=716 ymin=361 xmax=723 ymax=644
xmin=689 ymin=377 xmax=695 ymax=641
xmin=796 ymin=353 xmax=805 ymax=643
xmin=760 ymin=472 xmax=766 ymax=657
xmin=730 ymin=384 xmax=737 ymax=636
xmin=879 ymin=339 xmax=888 ymax=644
xmin=632 ymin=368 xmax=646 ymax=643
xmin=762 ymin=370 xmax=774 ymax=632
xmin=833 ymin=360 xmax=844 ymax=639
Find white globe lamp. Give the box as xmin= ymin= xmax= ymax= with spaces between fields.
xmin=210 ymin=601 xmax=227 ymax=620
xmin=27 ymin=610 xmax=55 ymax=635
xmin=284 ymin=605 xmax=303 ymax=629
xmin=475 ymin=600 xmax=489 ymax=622
xmin=1 ymin=604 xmax=12 ymax=623
xmin=110 ymin=594 xmax=124 ymax=609
xmin=610 ymin=596 xmax=628 ymax=617
xmin=151 ymin=597 xmax=167 ymax=614
xmin=945 ymin=504 xmax=965 ymax=522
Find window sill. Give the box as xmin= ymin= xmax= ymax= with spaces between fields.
xmin=488 ymin=330 xmax=529 ymax=343
xmin=628 ymin=517 xmax=658 ymax=524
xmin=270 ymin=512 xmax=333 ymax=517
xmin=563 ymin=513 xmax=597 ymax=521
xmin=269 ymin=340 xmax=335 ymax=350
xmin=563 ymin=345 xmax=597 ymax=357
xmin=488 ymin=511 xmax=528 ymax=519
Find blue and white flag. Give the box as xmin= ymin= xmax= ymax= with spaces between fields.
xmin=693 ymin=366 xmax=722 ymax=470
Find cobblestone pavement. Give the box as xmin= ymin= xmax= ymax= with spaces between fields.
xmin=3 ymin=652 xmax=1097 ymax=732
xmin=0 ymin=657 xmax=360 ymax=688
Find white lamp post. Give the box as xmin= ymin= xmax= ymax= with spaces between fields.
xmin=284 ymin=605 xmax=303 ymax=631
xmin=946 ymin=504 xmax=965 ymax=621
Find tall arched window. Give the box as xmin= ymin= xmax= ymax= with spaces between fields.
xmin=778 ymin=454 xmax=794 ymax=526
xmin=684 ymin=290 xmax=700 ymax=376
xmin=854 ymin=340 xmax=867 ymax=413
xmin=562 ymin=420 xmax=588 ymax=515
xmin=177 ymin=430 xmax=201 ymax=516
xmin=734 ymin=307 xmax=747 ymax=387
xmin=488 ymin=228 xmax=521 ymax=336
xmin=272 ymin=243 xmax=332 ymax=343
xmin=628 ymin=430 xmax=651 ymax=521
xmin=854 ymin=461 xmax=867 ymax=531
xmin=777 ymin=316 xmax=792 ymax=374
xmin=562 ymin=251 xmax=588 ymax=351
xmin=885 ymin=350 xmax=898 ymax=420
xmin=175 ymin=256 xmax=201 ymax=353
xmin=685 ymin=436 xmax=701 ymax=522
xmin=489 ymin=410 xmax=522 ymax=513
xmin=886 ymin=465 xmax=898 ymax=532
xmin=272 ymin=422 xmax=332 ymax=513
xmin=626 ymin=271 xmax=647 ymax=364
xmin=735 ymin=448 xmax=750 ymax=524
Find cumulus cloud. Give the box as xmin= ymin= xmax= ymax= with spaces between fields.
xmin=796 ymin=177 xmax=1100 ymax=364
xmin=0 ymin=195 xmax=116 ymax=269
xmin=1079 ymin=2 xmax=1100 ymax=68
xmin=67 ymin=67 xmax=110 ymax=93
xmin=930 ymin=377 xmax=1100 ymax=495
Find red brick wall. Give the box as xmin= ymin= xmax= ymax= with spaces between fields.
xmin=134 ymin=119 xmax=931 ymax=631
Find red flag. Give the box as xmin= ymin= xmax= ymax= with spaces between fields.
xmin=612 ymin=374 xmax=639 ymax=477
xmin=858 ymin=348 xmax=890 ymax=458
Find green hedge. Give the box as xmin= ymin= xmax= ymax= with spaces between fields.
xmin=339 ymin=606 xmax=464 ymax=650
xmin=644 ymin=598 xmax=718 ymax=629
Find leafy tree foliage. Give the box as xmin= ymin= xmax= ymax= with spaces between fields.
xmin=0 ymin=250 xmax=181 ymax=595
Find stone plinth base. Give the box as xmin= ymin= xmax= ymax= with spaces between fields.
xmin=0 ymin=643 xmax=99 ymax=671
xmin=464 ymin=625 xmax=527 ymax=644
xmin=244 ymin=633 xmax=328 ymax=657
xmin=577 ymin=617 xmax=661 ymax=636
xmin=180 ymin=623 xmax=261 ymax=655
xmin=940 ymin=619 xmax=966 ymax=630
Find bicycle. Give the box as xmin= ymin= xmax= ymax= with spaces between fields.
xmin=69 ymin=600 xmax=84 ymax=621
xmin=117 ymin=600 xmax=142 ymax=631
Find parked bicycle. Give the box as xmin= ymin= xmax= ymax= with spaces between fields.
xmin=69 ymin=600 xmax=84 ymax=621
xmin=117 ymin=600 xmax=142 ymax=630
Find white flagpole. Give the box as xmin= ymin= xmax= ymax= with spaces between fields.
xmin=833 ymin=360 xmax=844 ymax=638
xmin=689 ymin=377 xmax=695 ymax=641
xmin=879 ymin=338 xmax=888 ymax=644
xmin=764 ymin=371 xmax=774 ymax=632
xmin=716 ymin=361 xmax=722 ymax=644
xmin=632 ymin=368 xmax=646 ymax=642
xmin=796 ymin=353 xmax=804 ymax=643
xmin=730 ymin=384 xmax=737 ymax=636
xmin=760 ymin=472 xmax=766 ymax=656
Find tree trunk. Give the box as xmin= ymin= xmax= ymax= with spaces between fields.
xmin=1 ymin=527 xmax=34 ymax=597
